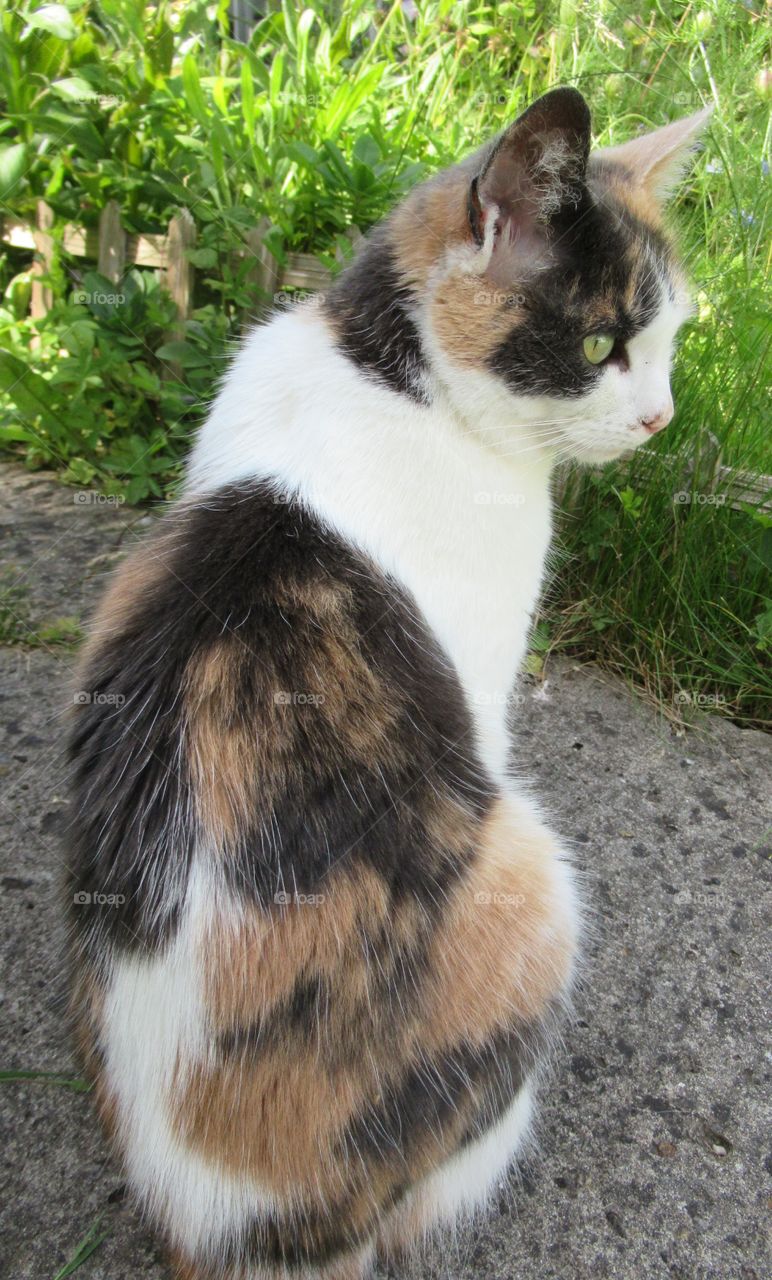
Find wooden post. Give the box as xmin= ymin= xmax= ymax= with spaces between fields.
xmin=30 ymin=200 xmax=54 ymax=321
xmin=243 ymin=216 xmax=281 ymax=320
xmin=98 ymin=200 xmax=126 ymax=284
xmin=162 ymin=208 xmax=196 ymax=379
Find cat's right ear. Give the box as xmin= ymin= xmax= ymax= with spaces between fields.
xmin=468 ymin=87 xmax=591 ymax=277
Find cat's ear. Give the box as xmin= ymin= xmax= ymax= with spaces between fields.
xmin=468 ymin=87 xmax=591 ymax=268
xmin=596 ymin=106 xmax=712 ymax=202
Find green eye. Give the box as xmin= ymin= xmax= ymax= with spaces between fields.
xmin=583 ymin=333 xmax=615 ymax=365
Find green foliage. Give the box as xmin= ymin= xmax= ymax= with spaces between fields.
xmin=0 ymin=265 xmax=218 ymax=499
xmin=0 ymin=0 xmax=769 ymax=721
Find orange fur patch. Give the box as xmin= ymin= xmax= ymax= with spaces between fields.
xmin=203 ymin=863 xmax=392 ymax=1030
xmin=389 ymin=168 xmax=471 ymax=290
xmin=428 ymin=273 xmax=525 ymax=366
xmin=184 ymin=638 xmax=288 ymax=846
xmin=422 ymin=796 xmax=575 ymax=1052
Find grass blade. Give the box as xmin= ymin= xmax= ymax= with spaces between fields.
xmin=0 ymin=1069 xmax=91 ymax=1092
xmin=53 ymin=1219 xmax=108 ymax=1280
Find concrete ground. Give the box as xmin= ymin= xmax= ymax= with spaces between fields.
xmin=1 ymin=466 xmax=770 ymax=1280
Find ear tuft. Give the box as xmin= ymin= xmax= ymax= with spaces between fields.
xmin=476 ymin=87 xmax=592 ymax=230
xmin=596 ymin=105 xmax=713 ymax=202
xmin=468 ymin=88 xmax=592 ymax=281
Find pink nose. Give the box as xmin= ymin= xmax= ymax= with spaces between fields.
xmin=641 ymin=405 xmax=674 ymax=435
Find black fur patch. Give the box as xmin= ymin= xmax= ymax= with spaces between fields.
xmin=489 ymin=185 xmax=670 ymax=397
xmin=324 ymin=226 xmax=429 ymax=403
xmin=67 ymin=482 xmax=493 ymax=956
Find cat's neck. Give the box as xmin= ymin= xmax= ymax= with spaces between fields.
xmin=187 ymin=305 xmax=555 ymax=784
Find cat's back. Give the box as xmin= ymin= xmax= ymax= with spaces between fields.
xmin=68 ymin=478 xmax=491 ymax=950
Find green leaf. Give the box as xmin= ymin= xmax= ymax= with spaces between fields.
xmin=0 ymin=143 xmax=29 ymax=199
xmin=187 ymin=247 xmax=218 ymax=268
xmin=240 ymin=59 xmax=255 ymax=133
xmin=0 ymin=352 xmax=68 ymax=434
xmin=49 ymin=77 xmax=93 ymax=102
xmin=322 ymin=64 xmax=385 ymax=135
xmin=25 ymin=4 xmax=77 ymax=41
xmin=268 ymin=50 xmax=284 ymax=107
xmin=352 ymin=134 xmax=380 ymax=169
xmin=286 ymin=141 xmax=320 ymax=167
xmin=182 ymin=53 xmax=210 ymax=128
xmin=155 ymin=341 xmax=209 ymax=367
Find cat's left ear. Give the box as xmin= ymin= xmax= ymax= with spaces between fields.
xmin=467 ymin=87 xmax=591 ymax=282
xmin=595 ymin=106 xmax=712 ymax=202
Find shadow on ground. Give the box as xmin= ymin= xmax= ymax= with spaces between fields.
xmin=1 ymin=467 xmax=770 ymax=1280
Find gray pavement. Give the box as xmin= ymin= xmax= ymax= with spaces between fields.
xmin=1 ymin=466 xmax=770 ymax=1280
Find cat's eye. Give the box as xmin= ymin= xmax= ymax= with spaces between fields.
xmin=583 ymin=333 xmax=615 ymax=365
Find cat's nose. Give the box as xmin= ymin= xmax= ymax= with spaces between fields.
xmin=640 ymin=401 xmax=674 ymax=435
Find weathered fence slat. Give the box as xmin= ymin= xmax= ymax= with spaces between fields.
xmin=162 ymin=209 xmax=196 ymax=379
xmin=30 ymin=200 xmax=54 ymax=321
xmin=243 ymin=217 xmax=281 ymax=318
xmin=0 ymin=208 xmax=333 ymax=325
xmin=97 ymin=200 xmax=126 ymax=284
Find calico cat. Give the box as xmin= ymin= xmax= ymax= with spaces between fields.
xmin=68 ymin=88 xmax=708 ymax=1280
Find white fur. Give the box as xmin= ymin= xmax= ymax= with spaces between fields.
xmin=409 ymin=1080 xmax=534 ymax=1230
xmin=102 ymin=862 xmax=279 ymax=1259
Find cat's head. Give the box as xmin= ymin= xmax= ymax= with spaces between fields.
xmin=389 ymin=88 xmax=710 ymax=464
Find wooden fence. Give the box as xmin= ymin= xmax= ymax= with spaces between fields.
xmin=0 ymin=197 xmax=333 ymax=326
xmin=0 ymin=197 xmax=340 ymax=378
xmin=1 ymin=200 xmax=769 ymax=513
